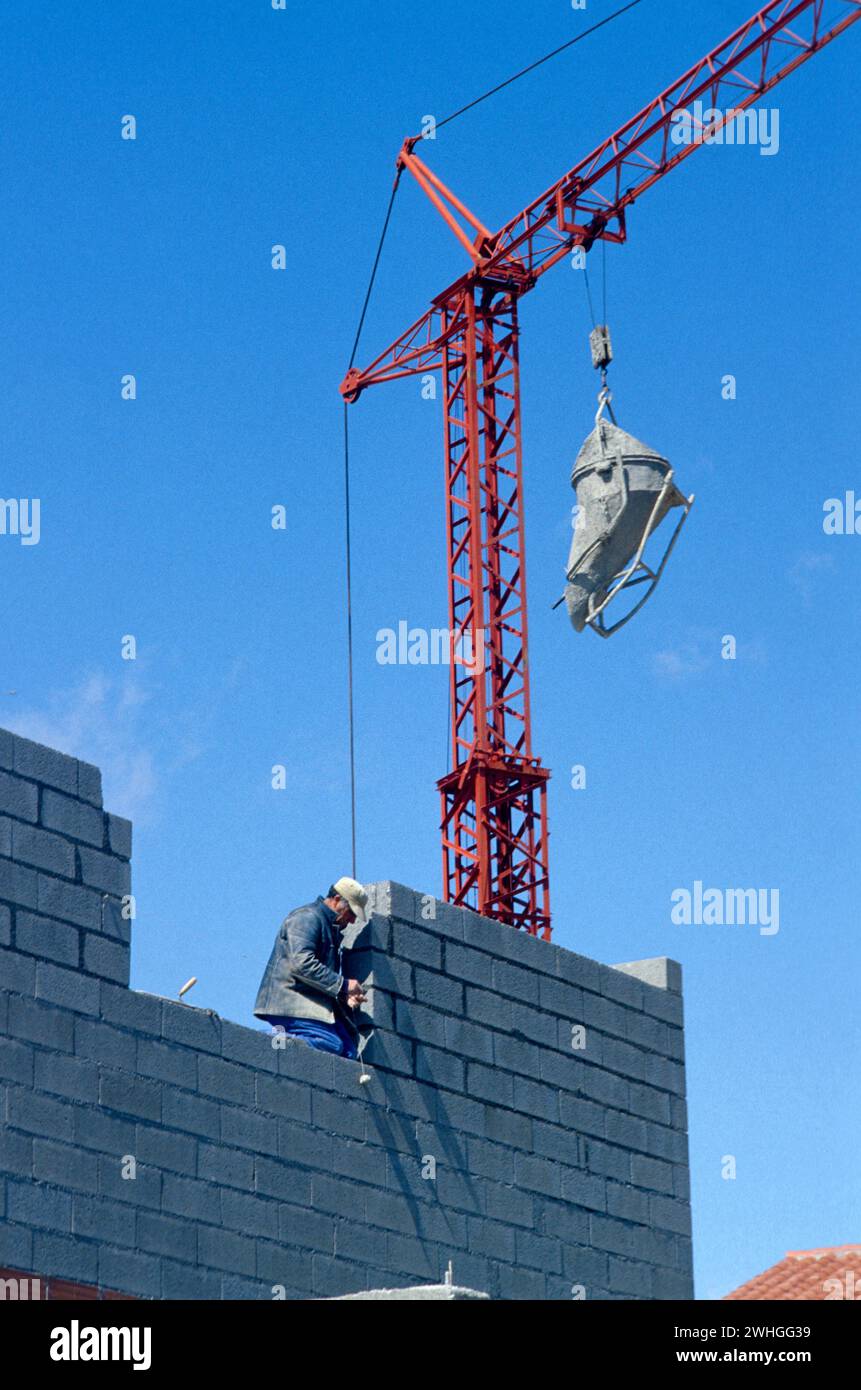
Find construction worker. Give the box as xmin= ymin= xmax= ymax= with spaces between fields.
xmin=253 ymin=877 xmax=369 ymax=1059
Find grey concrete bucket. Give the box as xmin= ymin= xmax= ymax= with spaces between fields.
xmin=564 ymin=414 xmax=694 ymax=637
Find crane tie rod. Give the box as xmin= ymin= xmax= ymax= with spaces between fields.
xmin=435 ymin=0 xmax=648 ymax=131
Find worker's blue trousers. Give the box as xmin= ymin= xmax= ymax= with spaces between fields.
xmin=264 ymin=1015 xmax=358 ymax=1060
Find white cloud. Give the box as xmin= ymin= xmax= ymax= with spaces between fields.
xmin=652 ymin=641 xmax=711 ymax=679
xmin=1 ymin=672 xmax=159 ymax=823
xmin=788 ymin=551 xmax=835 ymax=606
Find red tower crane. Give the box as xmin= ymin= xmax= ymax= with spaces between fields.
xmin=340 ymin=0 xmax=860 ymax=939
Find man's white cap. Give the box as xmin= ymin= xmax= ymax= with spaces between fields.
xmin=332 ymin=876 xmax=370 ymax=927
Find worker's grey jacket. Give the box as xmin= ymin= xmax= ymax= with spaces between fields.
xmin=254 ymin=897 xmax=350 ymax=1026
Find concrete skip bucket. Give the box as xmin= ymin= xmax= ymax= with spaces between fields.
xmin=563 ymin=399 xmax=695 ymax=638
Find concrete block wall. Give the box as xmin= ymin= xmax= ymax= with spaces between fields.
xmin=0 ymin=728 xmax=694 ymax=1300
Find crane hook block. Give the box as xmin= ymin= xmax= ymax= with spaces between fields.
xmin=589 ymin=325 xmax=613 ymax=372
xmin=564 ymin=415 xmax=694 ymax=638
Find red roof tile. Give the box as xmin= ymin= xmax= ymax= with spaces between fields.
xmin=724 ymin=1245 xmax=861 ymax=1300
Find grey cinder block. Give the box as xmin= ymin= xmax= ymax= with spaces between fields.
xmin=75 ymin=1017 xmax=136 ymax=1072
xmin=82 ymin=933 xmax=130 ymax=985
xmin=9 ymin=994 xmax=73 ymax=1051
xmin=256 ymin=1238 xmax=314 ymax=1288
xmin=40 ymin=789 xmax=103 ymax=846
xmin=99 ymin=1246 xmax=162 ymax=1298
xmin=100 ymin=1071 xmax=162 ymax=1123
xmin=162 ymin=1173 xmax=214 ymax=1223
xmin=393 ymin=922 xmax=440 ymax=969
xmin=385 ymin=1232 xmax=443 ymax=1281
xmin=278 ymin=1201 xmax=334 ymax=1253
xmin=444 ymin=942 xmax=494 ymax=989
xmin=497 ymin=1262 xmax=546 ymax=1299
xmin=136 ymin=1037 xmax=196 ymax=1090
xmin=311 ymin=1089 xmax=366 ymax=1143
xmin=0 ymin=728 xmax=15 ymax=771
xmin=627 ymin=1081 xmax=671 ymax=1125
xmin=334 ymin=1219 xmax=387 ymax=1269
xmin=98 ymin=1156 xmax=162 ymax=1211
xmin=35 ymin=961 xmax=99 ymax=1016
xmin=137 ymin=1125 xmax=198 ymax=1176
xmin=644 ymin=1052 xmax=686 ymax=1097
xmin=76 ymin=762 xmax=103 ymax=807
xmin=197 ymin=1055 xmax=256 ymax=1107
xmin=162 ymin=1087 xmax=221 ymax=1141
xmin=0 ymin=1220 xmax=33 ymax=1271
xmin=493 ymin=1031 xmax=540 ymax=1078
xmin=162 ymin=1259 xmax=222 ymax=1300
xmin=445 ymin=1016 xmax=494 ymax=1064
xmin=394 ymin=1000 xmax=447 ymax=1050
xmin=0 ymin=1036 xmax=35 ymax=1086
xmin=0 ymin=1124 xmax=33 ymax=1179
xmin=277 ymin=1120 xmax=334 ymax=1172
xmin=71 ymin=1195 xmax=136 ymax=1248
xmin=79 ymin=847 xmax=131 ymax=897
xmin=11 ymin=823 xmax=75 ymax=878
xmin=221 ymin=1020 xmax=279 ymax=1073
xmin=106 ymin=813 xmax=132 ymax=859
xmin=256 ymin=1073 xmax=313 ymax=1125
xmin=364 ymin=1028 xmax=414 ymax=1076
xmin=492 ymin=958 xmax=540 ymax=1006
xmin=467 ymin=1061 xmax=513 ymax=1108
xmin=16 ymin=911 xmax=80 ymax=968
xmin=74 ymin=1106 xmax=136 ymax=1158
xmin=581 ymin=1139 xmax=629 ymax=1184
xmin=8 ymin=1178 xmax=72 ymax=1233
xmin=467 ymin=1216 xmax=515 ymax=1263
xmin=37 ymin=876 xmax=100 ymax=932
xmin=513 ymin=1075 xmax=559 ymax=1124
xmin=35 ymin=1051 xmax=98 ymax=1103
xmin=483 ymin=1179 xmax=534 ymax=1229
xmin=161 ymin=1002 xmax=222 ymax=1054
xmin=631 ymin=1153 xmax=675 ymax=1195
xmin=6 ymin=1084 xmax=75 ymax=1142
xmin=12 ymin=737 xmax=77 ymax=796
xmin=101 ymin=984 xmax=162 ymax=1035
xmin=606 ymin=1182 xmax=649 ymax=1224
xmin=34 ymin=1230 xmax=98 ymax=1285
xmin=0 ymin=771 xmax=39 ymax=824
xmin=413 ymin=967 xmax=463 ymax=1015
xmin=560 ymin=1167 xmax=607 ymax=1213
xmin=33 ymin=1139 xmax=99 ymax=1194
xmin=600 ymin=1035 xmax=647 ymax=1082
xmin=516 ymin=1227 xmax=563 ymax=1274
xmin=611 ymin=956 xmax=682 ymax=994
xmin=649 ymin=1194 xmax=692 ymax=1236
xmin=220 ymin=1104 xmax=278 ymax=1156
xmin=530 ymin=1120 xmax=579 ymax=1168
xmin=0 ymin=858 xmax=39 ymax=911
xmin=608 ymin=1255 xmax=654 ymax=1298
xmin=414 ymin=1045 xmax=465 ymax=1092
xmin=465 ymin=984 xmax=513 ymax=1032
xmin=220 ymin=1188 xmax=279 ymax=1240
xmin=514 ymin=1151 xmax=561 ymax=1198
xmin=98 ymin=898 xmax=132 ymax=944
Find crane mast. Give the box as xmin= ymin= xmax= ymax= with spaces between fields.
xmin=341 ymin=0 xmax=861 ymax=938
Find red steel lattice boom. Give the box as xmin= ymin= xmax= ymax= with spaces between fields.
xmin=340 ymin=0 xmax=861 ymax=937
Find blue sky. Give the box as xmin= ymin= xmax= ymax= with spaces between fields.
xmin=1 ymin=0 xmax=859 ymax=1300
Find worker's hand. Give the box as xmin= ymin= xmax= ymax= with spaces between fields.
xmin=345 ymin=979 xmax=367 ymax=1010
